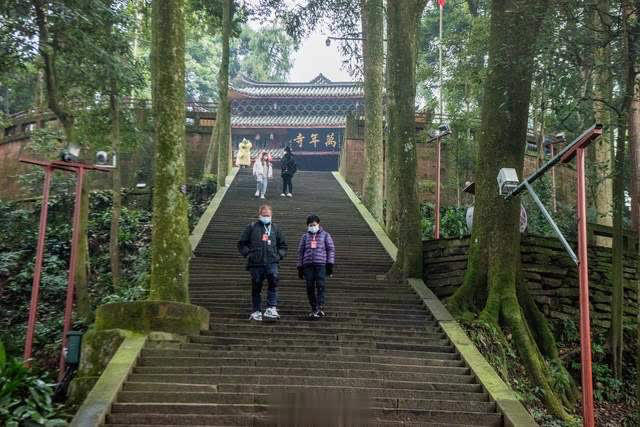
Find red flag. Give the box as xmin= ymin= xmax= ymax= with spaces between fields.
xmin=438 ymin=0 xmax=445 ymax=7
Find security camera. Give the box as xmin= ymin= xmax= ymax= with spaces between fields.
xmin=325 ymin=37 xmax=331 ymax=47
xmin=60 ymin=143 xmax=81 ymax=162
xmin=96 ymin=151 xmax=109 ymax=164
xmin=95 ymin=151 xmax=117 ymax=168
xmin=438 ymin=124 xmax=450 ymax=134
xmin=497 ymin=168 xmax=519 ymax=196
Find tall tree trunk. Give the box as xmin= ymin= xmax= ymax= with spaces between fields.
xmin=447 ymin=0 xmax=574 ymax=419
xmin=109 ymin=86 xmax=122 ymax=289
xmin=610 ymin=116 xmax=625 ymax=380
xmin=33 ymin=0 xmax=91 ymax=321
xmin=216 ymin=0 xmax=232 ymax=188
xmin=385 ymin=0 xmax=426 ymax=279
xmin=592 ymin=0 xmax=614 ymax=244
xmin=361 ymin=0 xmax=384 ymax=223
xmin=203 ymin=119 xmax=219 ymax=177
xmin=149 ymin=0 xmax=190 ymax=302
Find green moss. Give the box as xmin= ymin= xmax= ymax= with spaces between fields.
xmin=68 ymin=328 xmax=133 ymax=405
xmin=95 ymin=300 xmax=209 ymax=335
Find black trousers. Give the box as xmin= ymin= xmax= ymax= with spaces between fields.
xmin=303 ymin=264 xmax=326 ymax=311
xmin=282 ymin=174 xmax=293 ymax=194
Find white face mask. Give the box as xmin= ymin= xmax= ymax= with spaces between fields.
xmin=259 ymin=216 xmax=272 ymax=225
xmin=308 ymin=225 xmax=320 ymax=234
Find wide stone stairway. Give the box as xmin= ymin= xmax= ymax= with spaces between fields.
xmin=103 ymin=170 xmax=503 ymax=426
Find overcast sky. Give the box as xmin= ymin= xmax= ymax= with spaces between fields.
xmin=288 ymin=29 xmax=354 ymax=82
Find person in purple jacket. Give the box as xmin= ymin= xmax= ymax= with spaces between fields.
xmin=296 ymin=214 xmax=336 ymax=319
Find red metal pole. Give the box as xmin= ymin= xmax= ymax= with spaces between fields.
xmin=434 ymin=137 xmax=441 ymax=240
xmin=58 ymin=166 xmax=85 ymax=381
xmin=576 ymin=147 xmax=595 ymax=426
xmin=23 ymin=166 xmax=53 ymax=362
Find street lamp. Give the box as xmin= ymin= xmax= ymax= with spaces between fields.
xmin=502 ymin=123 xmax=603 ymax=427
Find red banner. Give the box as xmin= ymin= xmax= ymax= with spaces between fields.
xmin=438 ymin=0 xmax=445 ymax=7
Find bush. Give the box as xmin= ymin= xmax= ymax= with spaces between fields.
xmin=0 ymin=353 xmax=67 ymax=426
xmin=420 ymin=203 xmax=468 ymax=239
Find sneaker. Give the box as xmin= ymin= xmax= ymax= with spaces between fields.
xmin=264 ymin=307 xmax=280 ymax=319
xmin=317 ymin=308 xmax=326 ymax=318
xmin=260 ymin=195 xmax=266 ymax=199
xmin=308 ymin=311 xmax=320 ymax=320
xmin=254 ymin=191 xmax=260 ymax=197
xmin=280 ymin=193 xmax=286 ymax=197
xmin=250 ymin=311 xmax=262 ymax=321
xmin=286 ymin=193 xmax=293 ymax=197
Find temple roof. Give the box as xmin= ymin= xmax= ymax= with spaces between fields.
xmin=231 ymin=114 xmax=346 ymax=128
xmin=230 ymin=74 xmax=363 ymax=98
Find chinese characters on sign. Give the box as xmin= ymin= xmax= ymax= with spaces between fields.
xmin=325 ymin=132 xmax=336 ymax=148
xmin=286 ymin=129 xmax=342 ymax=151
xmin=310 ymin=133 xmax=319 ymax=148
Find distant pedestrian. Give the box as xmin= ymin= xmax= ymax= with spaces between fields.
xmin=238 ymin=204 xmax=288 ymax=321
xmin=253 ymin=151 xmax=273 ymax=199
xmin=280 ymin=146 xmax=297 ymax=197
xmin=236 ymin=138 xmax=252 ymax=168
xmin=297 ymin=214 xmax=335 ymax=319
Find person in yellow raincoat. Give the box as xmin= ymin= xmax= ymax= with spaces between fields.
xmin=236 ymin=138 xmax=252 ymax=167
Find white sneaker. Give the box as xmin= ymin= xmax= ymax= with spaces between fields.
xmin=280 ymin=193 xmax=286 ymax=197
xmin=254 ymin=191 xmax=260 ymax=197
xmin=249 ymin=311 xmax=262 ymax=321
xmin=286 ymin=193 xmax=293 ymax=197
xmin=264 ymin=307 xmax=280 ymax=319
xmin=260 ymin=195 xmax=266 ymax=199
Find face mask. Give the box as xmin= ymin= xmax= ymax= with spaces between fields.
xmin=308 ymin=225 xmax=319 ymax=234
xmin=259 ymin=216 xmax=271 ymax=225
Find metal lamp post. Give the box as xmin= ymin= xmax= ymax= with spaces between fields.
xmin=503 ymin=123 xmax=602 ymax=427
xmin=425 ymin=126 xmax=451 ymax=239
xmin=20 ymin=156 xmax=113 ymax=380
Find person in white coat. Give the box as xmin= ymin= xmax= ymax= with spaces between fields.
xmin=253 ymin=151 xmax=273 ymax=199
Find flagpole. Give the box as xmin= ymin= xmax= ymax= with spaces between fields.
xmin=435 ymin=1 xmax=444 ymax=240
xmin=439 ymin=3 xmax=443 ymax=123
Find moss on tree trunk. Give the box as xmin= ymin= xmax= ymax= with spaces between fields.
xmin=216 ymin=0 xmax=232 ymax=189
xmin=447 ymin=0 xmax=575 ymax=420
xmin=385 ymin=1 xmax=426 ymax=279
xmin=149 ymin=0 xmax=191 ymax=303
xmin=361 ymin=0 xmax=384 ymax=223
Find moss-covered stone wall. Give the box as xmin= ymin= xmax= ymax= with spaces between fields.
xmin=423 ymin=235 xmax=639 ymax=329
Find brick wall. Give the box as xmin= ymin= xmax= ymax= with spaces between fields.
xmin=339 ymin=139 xmax=577 ymax=207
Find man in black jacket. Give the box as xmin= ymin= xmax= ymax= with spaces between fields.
xmin=280 ymin=146 xmax=297 ymax=197
xmin=238 ymin=204 xmax=288 ymax=321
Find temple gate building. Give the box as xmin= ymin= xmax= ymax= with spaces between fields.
xmin=230 ymin=74 xmax=363 ymax=171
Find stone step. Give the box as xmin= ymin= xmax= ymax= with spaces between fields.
xmin=126 ymin=373 xmax=482 ymax=393
xmin=200 ymin=322 xmax=443 ymax=337
xmin=186 ymin=334 xmax=451 ymax=349
xmin=116 ymin=390 xmax=496 ymax=413
xmin=123 ymin=381 xmax=489 ymax=402
xmin=174 ymin=341 xmax=456 ymax=356
xmin=196 ymin=330 xmax=446 ymax=343
xmin=139 ymin=349 xmax=465 ymax=367
xmin=131 ymin=366 xmax=475 ymax=384
xmin=105 ymin=409 xmax=501 ymax=426
xmin=139 ymin=357 xmax=470 ymax=375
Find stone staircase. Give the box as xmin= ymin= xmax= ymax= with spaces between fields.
xmin=103 ymin=170 xmax=504 ymax=426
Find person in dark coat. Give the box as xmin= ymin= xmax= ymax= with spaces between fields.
xmin=280 ymin=146 xmax=297 ymax=197
xmin=296 ymin=214 xmax=336 ymax=319
xmin=238 ymin=204 xmax=288 ymax=321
